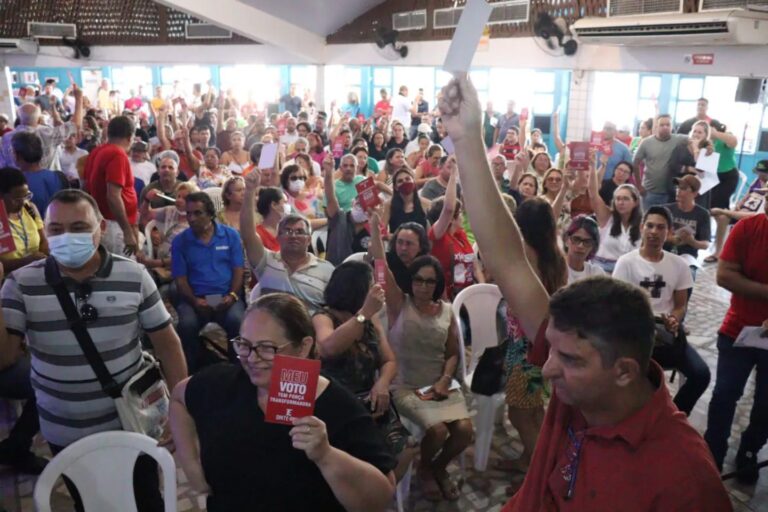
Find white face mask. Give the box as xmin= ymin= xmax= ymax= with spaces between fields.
xmin=282 ymin=202 xmax=292 ymax=215
xmin=288 ymin=179 xmax=305 ymax=193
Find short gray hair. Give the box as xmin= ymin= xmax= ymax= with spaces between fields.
xmin=340 ymin=154 xmax=357 ymax=166
xmin=154 ymin=150 xmax=179 ymax=166
xmin=277 ymin=213 xmax=311 ymax=236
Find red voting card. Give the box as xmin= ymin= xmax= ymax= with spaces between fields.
xmin=568 ymin=141 xmax=590 ymax=171
xmin=332 ymin=137 xmax=345 ymax=159
xmin=520 ymin=108 xmax=529 ymax=122
xmin=0 ymin=203 xmax=17 ymax=255
xmin=264 ymin=355 xmax=321 ymax=425
xmin=374 ymin=259 xmax=387 ymax=288
xmin=355 ymin=177 xmax=380 ymax=211
xmin=590 ymin=130 xmax=603 ymax=147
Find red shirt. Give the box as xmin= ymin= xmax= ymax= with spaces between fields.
xmin=428 ymin=226 xmax=474 ymax=298
xmin=501 ymin=142 xmax=521 ymax=161
xmin=172 ymin=144 xmax=203 ymax=180
xmin=84 ymin=143 xmax=137 ymax=224
xmin=374 ymin=100 xmax=391 ymax=117
xmin=256 ymin=224 xmax=280 ymax=252
xmin=504 ymin=322 xmax=731 ymax=512
xmin=719 ymin=213 xmax=768 ymax=339
xmin=124 ymin=97 xmax=142 ymax=111
xmin=570 ymin=193 xmax=593 ymax=218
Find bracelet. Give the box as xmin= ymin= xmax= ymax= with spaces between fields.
xmin=228 ymin=291 xmax=239 ymax=301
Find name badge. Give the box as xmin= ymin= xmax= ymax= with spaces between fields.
xmin=215 ymin=245 xmax=230 ymax=251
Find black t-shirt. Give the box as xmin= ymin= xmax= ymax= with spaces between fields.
xmin=386 ymin=138 xmax=408 ymax=152
xmin=369 ymin=145 xmax=388 ymax=162
xmin=186 ymin=363 xmax=396 ymax=512
xmin=662 ymin=202 xmax=711 ymax=259
xmin=599 ymin=180 xmax=618 ymax=206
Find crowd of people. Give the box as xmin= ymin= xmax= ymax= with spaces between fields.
xmin=0 ymin=72 xmax=764 ymax=511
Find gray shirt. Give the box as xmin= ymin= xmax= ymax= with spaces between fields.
xmin=635 ymin=135 xmax=690 ymax=194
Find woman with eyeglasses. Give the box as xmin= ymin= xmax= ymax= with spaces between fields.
xmin=539 ymin=167 xmax=572 ymax=233
xmin=368 ymin=211 xmax=473 ymax=502
xmin=170 ymin=293 xmax=396 ymax=511
xmin=588 ymin=157 xmax=642 ymax=274
xmin=0 ymin=167 xmax=49 ymax=273
xmin=563 ymin=215 xmax=605 ymax=284
xmin=382 ymin=168 xmax=431 ymax=235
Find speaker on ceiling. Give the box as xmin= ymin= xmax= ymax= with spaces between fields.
xmin=734 ymin=78 xmax=765 ymax=104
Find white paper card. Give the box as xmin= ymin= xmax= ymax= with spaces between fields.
xmin=441 ymin=136 xmax=456 ymax=155
xmin=733 ymin=326 xmax=768 ymax=350
xmin=695 ymin=151 xmax=721 ymax=195
xmin=442 ymin=0 xmax=493 ymax=73
xmin=418 ymin=379 xmax=462 ymax=394
xmin=258 ymin=143 xmax=278 ymax=170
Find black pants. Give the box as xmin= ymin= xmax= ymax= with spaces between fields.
xmin=0 ymin=356 xmax=39 ymax=452
xmin=49 ymin=442 xmax=164 ymax=512
xmin=710 ymin=168 xmax=739 ymax=209
xmin=652 ymin=328 xmax=711 ymax=416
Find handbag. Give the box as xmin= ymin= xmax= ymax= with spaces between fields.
xmin=471 ymin=340 xmax=510 ymax=396
xmin=45 ymin=258 xmax=170 ymax=441
xmin=356 ymin=391 xmax=411 ymax=454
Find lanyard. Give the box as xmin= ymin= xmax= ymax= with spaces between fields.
xmin=563 ymin=425 xmax=585 ymax=500
xmin=9 ymin=214 xmax=29 ymax=253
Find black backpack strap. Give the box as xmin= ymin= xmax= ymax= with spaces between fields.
xmin=44 ymin=257 xmax=122 ymax=398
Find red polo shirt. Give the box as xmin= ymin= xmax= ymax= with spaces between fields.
xmin=84 ymin=143 xmax=137 ymax=225
xmin=719 ymin=213 xmax=768 ymax=339
xmin=503 ymin=322 xmax=731 ymax=512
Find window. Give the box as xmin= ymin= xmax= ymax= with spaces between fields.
xmin=323 ymin=66 xmax=362 ymax=112
xmin=289 ymin=66 xmax=317 ymax=105
xmin=674 ymin=77 xmax=704 ymax=124
xmin=111 ymin=66 xmax=152 ymax=101
xmin=533 ymin=71 xmax=556 ymax=115
xmin=591 ymin=72 xmax=639 ymax=130
xmin=393 ymin=66 xmax=435 ymax=107
xmin=160 ymin=65 xmax=212 ymax=99
xmin=636 ymin=75 xmax=661 ymax=123
xmin=762 ymin=106 xmax=768 ymax=129
xmin=219 ymin=65 xmax=280 ymax=106
xmin=488 ymin=68 xmax=536 ymax=114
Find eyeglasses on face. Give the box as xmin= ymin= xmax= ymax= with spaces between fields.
xmin=412 ymin=276 xmax=437 ymax=286
xmin=569 ymin=235 xmax=595 ymax=247
xmin=279 ymin=228 xmax=309 ymax=237
xmin=231 ymin=337 xmax=292 ymax=360
xmin=289 ymin=175 xmax=306 ymax=181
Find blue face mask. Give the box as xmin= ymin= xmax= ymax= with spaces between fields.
xmin=48 ymin=232 xmax=97 ymax=268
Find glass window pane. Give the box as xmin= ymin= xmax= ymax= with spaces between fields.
xmin=675 ymin=101 xmax=697 ymax=123
xmin=591 ymin=72 xmax=639 ymax=129
xmin=373 ymin=68 xmax=391 ymax=87
xmin=762 ymin=107 xmax=768 ymax=129
xmin=678 ymin=78 xmax=704 ymax=101
xmin=344 ymin=67 xmax=361 ymax=86
xmin=637 ymin=99 xmax=657 ymax=121
xmin=435 ymin=70 xmax=453 ymax=88
xmin=640 ymin=76 xmax=661 ymax=99
xmin=220 ymin=65 xmax=280 ymax=108
xmin=392 ymin=67 xmax=435 ymax=105
xmin=470 ymin=70 xmax=489 ymax=91
xmin=533 ymin=94 xmax=554 ymax=115
xmin=534 ymin=72 xmax=555 ymax=93
xmin=289 ymin=65 xmax=317 ymax=104
xmin=489 ymin=68 xmax=535 ymax=113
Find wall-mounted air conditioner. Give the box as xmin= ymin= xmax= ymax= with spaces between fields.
xmin=27 ymin=22 xmax=77 ymax=39
xmin=185 ymin=23 xmax=232 ymax=40
xmin=0 ymin=39 xmax=39 ymax=54
xmin=572 ymin=9 xmax=768 ymax=45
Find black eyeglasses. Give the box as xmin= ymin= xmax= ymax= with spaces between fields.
xmin=75 ymin=284 xmax=98 ymax=323
xmin=412 ymin=276 xmax=437 ymax=286
xmin=289 ymin=175 xmax=306 ymax=181
xmin=231 ymin=337 xmax=292 ymax=360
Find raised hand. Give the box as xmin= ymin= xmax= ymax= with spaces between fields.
xmin=244 ymin=170 xmax=261 ymax=191
xmin=437 ymin=73 xmax=483 ymax=144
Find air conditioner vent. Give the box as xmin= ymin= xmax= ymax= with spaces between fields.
xmin=392 ymin=10 xmax=427 ymax=31
xmin=27 ymin=22 xmax=77 ymax=39
xmin=185 ymin=23 xmax=232 ymax=39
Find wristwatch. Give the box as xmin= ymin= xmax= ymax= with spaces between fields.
xmin=355 ymin=313 xmax=366 ymax=324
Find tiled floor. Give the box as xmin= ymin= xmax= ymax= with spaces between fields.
xmin=3 ymin=261 xmax=768 ymax=511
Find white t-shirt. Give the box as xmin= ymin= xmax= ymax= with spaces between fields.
xmin=57 ymin=147 xmax=88 ymax=180
xmin=391 ymin=94 xmax=412 ymax=127
xmin=596 ymin=217 xmax=639 ymax=262
xmin=567 ymin=261 xmax=605 ymax=284
xmin=279 ymin=132 xmax=299 ymax=148
xmin=130 ymin=160 xmax=157 ymax=187
xmin=613 ymin=249 xmax=693 ymax=316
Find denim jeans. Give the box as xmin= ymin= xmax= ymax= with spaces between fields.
xmin=0 ymin=356 xmax=39 ymax=451
xmin=652 ymin=330 xmax=711 ymax=415
xmin=705 ymin=334 xmax=768 ymax=469
xmin=642 ymin=191 xmax=672 ymax=212
xmin=176 ymin=299 xmax=245 ymax=373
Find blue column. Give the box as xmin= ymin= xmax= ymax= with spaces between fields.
xmin=360 ymin=66 xmax=373 ymax=117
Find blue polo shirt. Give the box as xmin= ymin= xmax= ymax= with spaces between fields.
xmin=171 ymin=222 xmax=244 ymax=296
xmin=598 ymin=139 xmax=633 ymax=180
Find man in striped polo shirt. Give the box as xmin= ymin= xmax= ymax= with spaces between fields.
xmin=0 ymin=189 xmax=187 ymax=510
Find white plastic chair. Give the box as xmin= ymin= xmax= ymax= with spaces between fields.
xmin=452 ymin=283 xmax=505 ymax=472
xmin=342 ymin=251 xmax=368 ymax=263
xmin=311 ymin=228 xmax=328 ymax=256
xmin=730 ymin=171 xmax=748 ymax=209
xmin=34 ymin=431 xmax=177 ymax=512
xmin=144 ymin=219 xmax=157 ymax=260
xmin=204 ymin=186 xmax=224 ymax=213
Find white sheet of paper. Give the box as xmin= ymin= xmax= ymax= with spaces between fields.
xmin=733 ymin=326 xmax=768 ymax=350
xmin=258 ymin=143 xmax=278 ymax=170
xmin=418 ymin=379 xmax=461 ymax=395
xmin=695 ymin=151 xmax=721 ymax=195
xmin=442 ymin=0 xmax=493 ymax=73
xmin=441 ymin=136 xmax=456 ymax=155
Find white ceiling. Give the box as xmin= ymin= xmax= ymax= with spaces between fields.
xmin=237 ymin=0 xmax=384 ymax=36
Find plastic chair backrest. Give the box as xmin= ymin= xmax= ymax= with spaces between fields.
xmin=33 ymin=431 xmax=177 ymax=512
xmin=343 ymin=252 xmax=368 ymax=263
xmin=732 ymin=171 xmax=748 ymax=208
xmin=204 ymin=187 xmax=224 ymax=212
xmin=144 ymin=219 xmax=157 ymax=260
xmin=451 ymin=284 xmax=503 ymax=380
